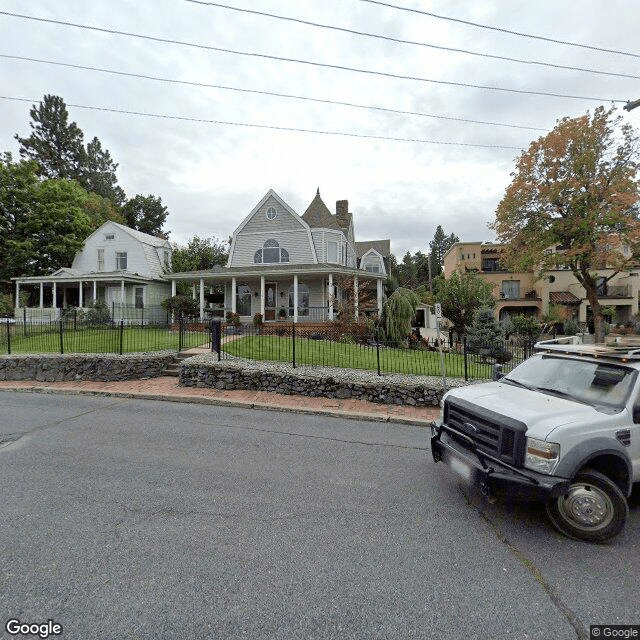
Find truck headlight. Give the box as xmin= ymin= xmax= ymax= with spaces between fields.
xmin=524 ymin=438 xmax=560 ymax=475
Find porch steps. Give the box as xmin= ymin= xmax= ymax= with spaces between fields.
xmin=164 ymin=351 xmax=196 ymax=377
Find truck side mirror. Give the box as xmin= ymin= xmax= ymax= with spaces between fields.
xmin=633 ymin=404 xmax=640 ymax=424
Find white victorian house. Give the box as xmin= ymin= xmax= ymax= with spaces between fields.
xmin=12 ymin=221 xmax=173 ymax=321
xmin=167 ymin=189 xmax=389 ymax=322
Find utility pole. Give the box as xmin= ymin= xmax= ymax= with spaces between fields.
xmin=624 ymin=98 xmax=640 ymax=112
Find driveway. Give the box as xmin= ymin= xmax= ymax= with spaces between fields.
xmin=0 ymin=392 xmax=637 ymax=639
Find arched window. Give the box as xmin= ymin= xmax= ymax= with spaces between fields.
xmin=236 ymin=283 xmax=251 ymax=316
xmin=288 ymin=282 xmax=309 ymax=316
xmin=254 ymin=239 xmax=289 ymax=264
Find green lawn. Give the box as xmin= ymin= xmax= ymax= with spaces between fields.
xmin=1 ymin=325 xmax=210 ymax=354
xmin=2 ymin=325 xmax=512 ymax=380
xmin=223 ymin=335 xmax=497 ymax=379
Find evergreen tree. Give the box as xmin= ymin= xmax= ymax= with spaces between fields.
xmin=466 ymin=306 xmax=503 ymax=356
xmin=15 ymin=95 xmax=85 ymax=180
xmin=78 ymin=137 xmax=126 ymax=206
xmin=429 ymin=225 xmax=459 ymax=279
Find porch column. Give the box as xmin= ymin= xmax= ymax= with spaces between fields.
xmin=78 ymin=281 xmax=83 ymax=308
xmin=171 ymin=279 xmax=177 ymax=297
xmin=353 ymin=275 xmax=359 ymax=321
xmin=199 ymin=278 xmax=205 ymax=318
xmin=52 ymin=282 xmax=57 ymax=308
xmin=293 ymin=274 xmax=299 ymax=323
xmin=121 ymin=279 xmax=125 ymax=305
xmin=93 ymin=280 xmax=97 ymax=303
xmin=328 ymin=273 xmax=333 ymax=320
xmin=15 ymin=281 xmax=20 ymax=308
xmin=39 ymin=283 xmax=44 ymax=308
xmin=192 ymin=283 xmax=196 ymax=299
xmin=377 ymin=278 xmax=383 ymax=315
xmin=231 ymin=277 xmax=237 ymax=313
xmin=260 ymin=276 xmax=265 ymax=316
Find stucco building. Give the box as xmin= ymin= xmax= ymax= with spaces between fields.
xmin=443 ymin=241 xmax=640 ymax=326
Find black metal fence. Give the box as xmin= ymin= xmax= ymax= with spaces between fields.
xmin=211 ymin=322 xmax=535 ymax=380
xmin=1 ymin=312 xmax=535 ymax=380
xmin=1 ymin=307 xmax=211 ymax=356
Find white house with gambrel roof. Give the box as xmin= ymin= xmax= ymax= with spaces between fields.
xmin=13 ymin=221 xmax=173 ymax=319
xmin=167 ymin=189 xmax=389 ymax=322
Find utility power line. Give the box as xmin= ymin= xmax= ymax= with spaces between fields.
xmin=0 ymin=54 xmax=546 ymax=132
xmin=359 ymin=0 xmax=640 ymax=60
xmin=185 ymin=0 xmax=640 ymax=81
xmin=0 ymin=95 xmax=524 ymax=150
xmin=0 ymin=11 xmax=625 ymax=102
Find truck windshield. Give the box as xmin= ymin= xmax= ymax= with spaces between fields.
xmin=504 ymin=355 xmax=636 ymax=409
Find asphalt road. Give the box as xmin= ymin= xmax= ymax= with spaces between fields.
xmin=0 ymin=392 xmax=638 ymax=640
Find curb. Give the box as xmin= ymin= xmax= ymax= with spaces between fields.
xmin=0 ymin=385 xmax=436 ymax=427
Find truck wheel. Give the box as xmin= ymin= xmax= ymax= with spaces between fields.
xmin=546 ymin=469 xmax=628 ymax=543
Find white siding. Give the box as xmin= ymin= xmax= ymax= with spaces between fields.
xmin=71 ymin=221 xmax=169 ymax=279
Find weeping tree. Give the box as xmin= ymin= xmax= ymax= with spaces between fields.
xmin=383 ymin=287 xmax=421 ymax=344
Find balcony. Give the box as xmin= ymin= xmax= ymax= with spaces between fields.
xmin=598 ymin=285 xmax=632 ymax=299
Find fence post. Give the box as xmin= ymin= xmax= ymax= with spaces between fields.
xmin=292 ymin=321 xmax=296 ymax=368
xmin=23 ymin=307 xmax=27 ymax=337
xmin=73 ymin=308 xmax=77 ymax=332
xmin=119 ymin=319 xmax=124 ymax=355
xmin=376 ymin=329 xmax=381 ymax=376
xmin=210 ymin=320 xmax=221 ymax=361
xmin=6 ymin=319 xmax=11 ymax=355
xmin=463 ymin=336 xmax=469 ymax=382
xmin=59 ymin=319 xmax=64 ymax=354
xmin=178 ymin=314 xmax=184 ymax=352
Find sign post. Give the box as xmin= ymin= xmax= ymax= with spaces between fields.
xmin=434 ymin=303 xmax=446 ymax=390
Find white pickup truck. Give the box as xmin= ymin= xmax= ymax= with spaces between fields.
xmin=431 ymin=338 xmax=639 ymax=543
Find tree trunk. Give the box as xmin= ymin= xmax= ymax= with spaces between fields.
xmin=585 ymin=289 xmax=605 ymax=343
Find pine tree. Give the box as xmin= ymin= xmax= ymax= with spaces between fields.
xmin=15 ymin=95 xmax=85 ymax=180
xmin=429 ymin=225 xmax=459 ymax=278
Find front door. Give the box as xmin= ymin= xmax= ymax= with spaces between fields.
xmin=265 ymin=282 xmax=277 ymax=320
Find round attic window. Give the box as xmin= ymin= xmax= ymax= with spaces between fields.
xmin=266 ymin=206 xmax=277 ymax=220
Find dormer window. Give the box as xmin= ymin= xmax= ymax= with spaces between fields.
xmin=266 ymin=206 xmax=277 ymax=221
xmin=254 ymin=239 xmax=289 ymax=264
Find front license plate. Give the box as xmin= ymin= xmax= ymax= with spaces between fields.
xmin=449 ymin=456 xmax=472 ymax=481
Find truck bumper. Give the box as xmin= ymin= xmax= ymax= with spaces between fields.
xmin=431 ymin=425 xmax=570 ymax=502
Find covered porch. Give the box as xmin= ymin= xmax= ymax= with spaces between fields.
xmin=166 ymin=264 xmax=386 ymax=323
xmin=11 ymin=271 xmax=168 ymax=323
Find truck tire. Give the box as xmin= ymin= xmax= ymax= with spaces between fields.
xmin=546 ymin=468 xmax=628 ymax=543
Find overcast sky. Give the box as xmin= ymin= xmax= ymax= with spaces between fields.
xmin=1 ymin=0 xmax=639 ymax=258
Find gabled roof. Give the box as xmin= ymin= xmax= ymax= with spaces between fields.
xmin=51 ymin=267 xmax=81 ymax=277
xmin=302 ymin=189 xmax=343 ymax=231
xmin=356 ymin=240 xmax=391 ymax=258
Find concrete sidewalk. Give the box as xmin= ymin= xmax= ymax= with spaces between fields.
xmin=0 ymin=376 xmax=439 ymax=426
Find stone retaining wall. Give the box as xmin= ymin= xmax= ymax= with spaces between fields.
xmin=0 ymin=352 xmax=175 ymax=382
xmin=180 ymin=359 xmax=446 ymax=406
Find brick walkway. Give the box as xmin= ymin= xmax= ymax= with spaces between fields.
xmin=0 ymin=377 xmax=439 ymax=426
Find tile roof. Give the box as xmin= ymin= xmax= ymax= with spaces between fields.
xmin=355 ymin=240 xmax=391 ymax=258
xmin=549 ymin=291 xmax=581 ymax=304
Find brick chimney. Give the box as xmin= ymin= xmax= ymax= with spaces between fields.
xmin=336 ymin=200 xmax=350 ymax=228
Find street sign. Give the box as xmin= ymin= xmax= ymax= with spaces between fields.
xmin=434 ymin=302 xmax=442 ymax=319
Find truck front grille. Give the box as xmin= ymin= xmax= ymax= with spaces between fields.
xmin=444 ymin=398 xmax=527 ymax=467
